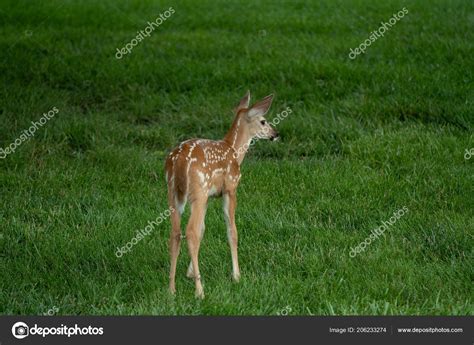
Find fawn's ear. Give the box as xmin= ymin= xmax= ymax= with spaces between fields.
xmin=235 ymin=90 xmax=251 ymax=113
xmin=247 ymin=94 xmax=274 ymax=118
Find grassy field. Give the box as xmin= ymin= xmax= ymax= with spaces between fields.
xmin=0 ymin=0 xmax=472 ymax=315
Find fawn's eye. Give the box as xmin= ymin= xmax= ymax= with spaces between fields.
xmin=260 ymin=120 xmax=266 ymax=125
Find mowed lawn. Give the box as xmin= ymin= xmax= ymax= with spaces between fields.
xmin=0 ymin=0 xmax=472 ymax=315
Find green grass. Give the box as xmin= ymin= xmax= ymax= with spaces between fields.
xmin=0 ymin=0 xmax=472 ymax=315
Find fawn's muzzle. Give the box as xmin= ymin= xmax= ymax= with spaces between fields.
xmin=270 ymin=131 xmax=279 ymax=141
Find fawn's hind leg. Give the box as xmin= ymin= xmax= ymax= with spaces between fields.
xmin=186 ymin=198 xmax=207 ymax=298
xmin=187 ymin=205 xmax=207 ymax=278
xmin=169 ymin=196 xmax=185 ymax=295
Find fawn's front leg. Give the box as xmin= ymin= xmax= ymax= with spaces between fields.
xmin=223 ymin=192 xmax=240 ymax=282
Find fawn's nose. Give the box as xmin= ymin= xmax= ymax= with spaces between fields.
xmin=270 ymin=131 xmax=279 ymax=141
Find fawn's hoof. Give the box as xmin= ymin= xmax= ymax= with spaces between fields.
xmin=232 ymin=273 xmax=241 ymax=282
xmin=195 ymin=289 xmax=205 ymax=299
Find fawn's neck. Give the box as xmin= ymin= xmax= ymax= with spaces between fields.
xmin=223 ymin=112 xmax=252 ymax=165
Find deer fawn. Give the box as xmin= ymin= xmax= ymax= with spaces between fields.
xmin=165 ymin=91 xmax=278 ymax=298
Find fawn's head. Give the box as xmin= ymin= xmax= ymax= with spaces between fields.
xmin=234 ymin=91 xmax=279 ymax=141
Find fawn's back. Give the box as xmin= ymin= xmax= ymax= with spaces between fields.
xmin=165 ymin=139 xmax=240 ymax=209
